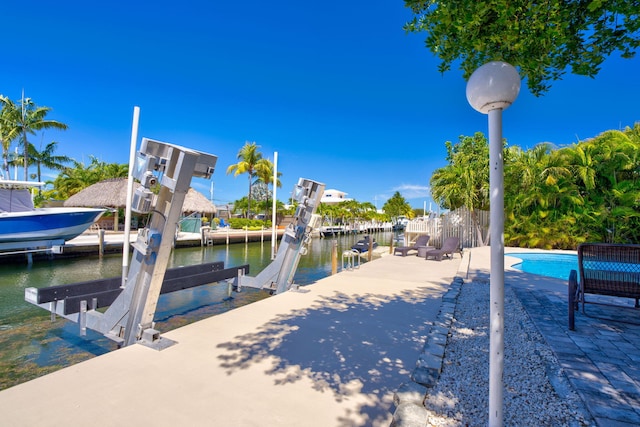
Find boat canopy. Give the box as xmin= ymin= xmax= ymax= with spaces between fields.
xmin=0 ymin=188 xmax=35 ymax=213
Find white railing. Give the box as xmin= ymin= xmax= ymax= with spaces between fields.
xmin=404 ymin=208 xmax=489 ymax=248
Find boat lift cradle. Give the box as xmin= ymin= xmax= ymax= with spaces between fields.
xmin=25 ymin=138 xmax=325 ymax=349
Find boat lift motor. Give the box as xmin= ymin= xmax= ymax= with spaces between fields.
xmin=25 ymin=137 xmax=325 ymax=349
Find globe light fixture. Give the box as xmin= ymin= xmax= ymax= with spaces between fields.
xmin=467 ymin=61 xmax=521 ymax=114
xmin=466 ymin=61 xmax=520 ymax=427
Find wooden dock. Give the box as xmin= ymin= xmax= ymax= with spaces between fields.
xmin=0 ymin=228 xmax=287 ymax=260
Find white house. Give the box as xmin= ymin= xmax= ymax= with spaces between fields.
xmin=320 ymin=189 xmax=351 ymax=205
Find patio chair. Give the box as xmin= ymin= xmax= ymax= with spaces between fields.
xmin=393 ymin=235 xmax=430 ymax=257
xmin=424 ymin=237 xmax=460 ymax=261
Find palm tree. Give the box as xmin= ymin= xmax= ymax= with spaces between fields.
xmin=231 ymin=196 xmax=249 ymax=218
xmin=358 ymin=201 xmax=378 ymax=222
xmin=49 ymin=157 xmax=129 ymax=199
xmin=226 ymin=142 xmax=270 ymax=218
xmin=381 ymin=192 xmax=413 ymax=224
xmin=561 ymin=142 xmax=597 ymax=191
xmin=98 ymin=161 xmax=129 ymax=181
xmin=504 ymin=143 xmax=579 ymax=248
xmin=0 ymin=95 xmax=68 ymax=181
xmin=12 ymin=141 xmax=72 ymax=190
xmin=254 ymin=158 xmax=282 ymax=220
xmin=430 ymin=133 xmax=491 ymax=244
xmin=317 ymin=202 xmax=341 ymax=227
xmin=51 ymin=159 xmax=97 ymax=199
xmin=0 ymin=96 xmax=21 ymax=179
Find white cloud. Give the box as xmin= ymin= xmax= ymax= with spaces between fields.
xmin=373 ymin=184 xmax=431 ymax=205
xmin=391 ymin=184 xmax=431 ymax=200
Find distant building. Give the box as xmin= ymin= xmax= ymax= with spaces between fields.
xmin=320 ymin=189 xmax=351 ymax=205
xmin=215 ymin=204 xmax=232 ymax=219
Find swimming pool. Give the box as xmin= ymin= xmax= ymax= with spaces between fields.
xmin=507 ymin=252 xmax=578 ymax=280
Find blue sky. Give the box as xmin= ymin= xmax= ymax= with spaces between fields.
xmin=2 ymin=1 xmax=639 ymax=210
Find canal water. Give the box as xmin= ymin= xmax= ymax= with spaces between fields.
xmin=0 ymin=231 xmax=395 ymax=390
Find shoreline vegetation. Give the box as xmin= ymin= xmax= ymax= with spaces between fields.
xmin=430 ymin=124 xmax=640 ymax=249
xmin=2 ymin=93 xmax=639 ymax=258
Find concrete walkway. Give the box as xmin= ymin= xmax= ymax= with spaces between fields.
xmin=0 ymin=250 xmax=462 ymax=426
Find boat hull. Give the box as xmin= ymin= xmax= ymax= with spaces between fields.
xmin=0 ymin=208 xmax=105 ymax=243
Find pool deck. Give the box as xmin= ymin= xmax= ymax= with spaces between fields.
xmin=502 ymin=248 xmax=640 ymax=427
xmin=1 ymin=247 xmax=639 ymax=426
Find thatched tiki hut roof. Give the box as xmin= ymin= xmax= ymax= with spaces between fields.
xmin=64 ymin=178 xmax=216 ymax=230
xmin=181 ymin=187 xmax=217 ymax=215
xmin=64 ymin=178 xmax=131 ymax=208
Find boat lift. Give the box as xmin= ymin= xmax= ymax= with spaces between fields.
xmin=25 ymin=138 xmax=325 ymax=349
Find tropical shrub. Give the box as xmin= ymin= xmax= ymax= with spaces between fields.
xmin=431 ymin=123 xmax=640 ymax=249
xmin=227 ymin=218 xmax=271 ymax=230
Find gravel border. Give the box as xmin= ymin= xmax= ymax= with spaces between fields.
xmin=392 ymin=278 xmax=596 ymax=427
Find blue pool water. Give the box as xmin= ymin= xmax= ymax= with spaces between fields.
xmin=507 ymin=252 xmax=578 ymax=280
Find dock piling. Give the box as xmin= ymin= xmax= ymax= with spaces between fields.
xmin=98 ymin=229 xmax=105 ymax=256
xmin=331 ymin=240 xmax=338 ymax=275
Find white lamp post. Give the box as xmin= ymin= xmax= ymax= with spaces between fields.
xmin=466 ymin=61 xmax=520 ymax=427
xmin=271 ymin=151 xmax=278 ymax=260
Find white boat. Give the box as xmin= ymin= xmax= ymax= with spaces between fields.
xmin=319 ymin=225 xmax=345 ymax=237
xmin=0 ymin=180 xmax=105 ymax=253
